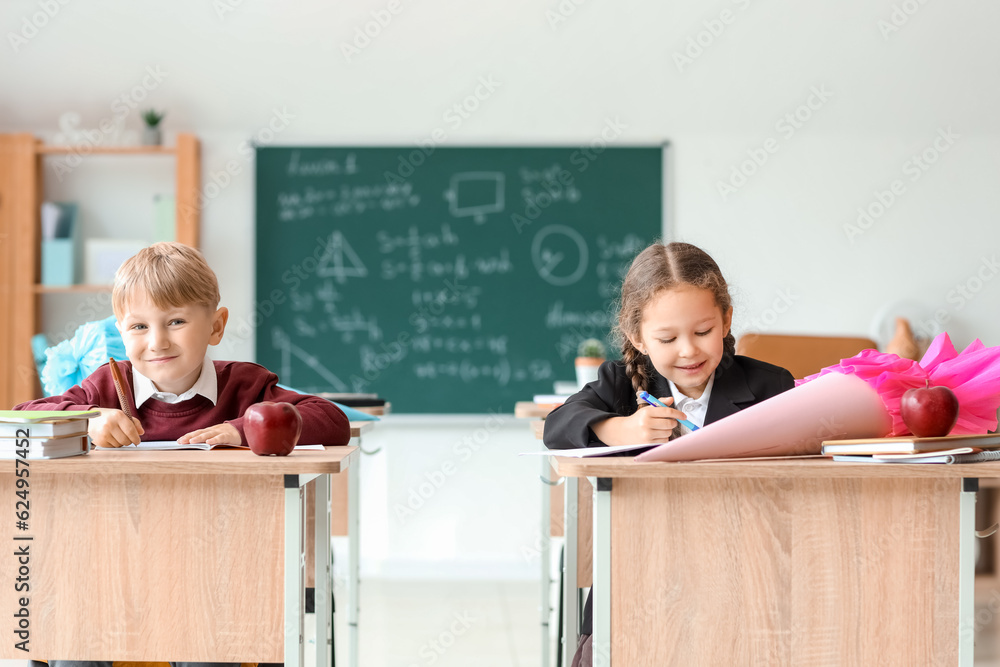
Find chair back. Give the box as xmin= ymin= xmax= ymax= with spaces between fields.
xmin=736 ymin=333 xmax=877 ymax=380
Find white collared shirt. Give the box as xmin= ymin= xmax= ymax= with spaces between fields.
xmin=132 ymin=357 xmax=218 ymax=408
xmin=666 ymin=373 xmax=715 ymax=429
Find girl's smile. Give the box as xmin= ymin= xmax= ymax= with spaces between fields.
xmin=630 ymin=285 xmax=733 ymax=399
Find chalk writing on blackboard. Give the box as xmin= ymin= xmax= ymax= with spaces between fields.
xmin=256 ymin=146 xmax=664 ymax=412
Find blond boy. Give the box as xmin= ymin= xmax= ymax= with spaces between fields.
xmin=16 ymin=242 xmax=349 ymax=450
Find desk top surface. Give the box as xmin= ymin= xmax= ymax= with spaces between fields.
xmin=514 ymin=401 xmax=556 ymax=419
xmin=553 ymin=455 xmax=1000 ymax=480
xmin=1 ymin=445 xmax=358 ymax=475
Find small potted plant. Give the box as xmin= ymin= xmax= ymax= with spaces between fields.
xmin=141 ymin=109 xmax=165 ymax=146
xmin=575 ymin=338 xmax=606 ymax=388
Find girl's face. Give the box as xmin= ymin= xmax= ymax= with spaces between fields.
xmin=629 ymin=285 xmax=733 ymax=399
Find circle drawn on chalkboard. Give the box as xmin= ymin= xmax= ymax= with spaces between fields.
xmin=532 ymin=225 xmax=588 ymax=286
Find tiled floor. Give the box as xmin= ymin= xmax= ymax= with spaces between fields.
xmin=333 ymin=580 xmax=545 ymax=667
xmin=8 ymin=581 xmax=1000 ymax=665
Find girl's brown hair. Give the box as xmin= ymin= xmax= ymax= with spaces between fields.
xmin=614 ymin=242 xmax=735 ymax=395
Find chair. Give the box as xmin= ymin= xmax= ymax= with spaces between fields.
xmin=736 ymin=333 xmax=878 ymax=380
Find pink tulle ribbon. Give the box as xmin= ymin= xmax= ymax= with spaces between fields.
xmin=796 ymin=332 xmax=1000 ymax=436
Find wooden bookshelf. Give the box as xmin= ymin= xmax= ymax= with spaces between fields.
xmin=35 ymin=145 xmax=177 ymax=155
xmin=0 ymin=133 xmax=201 ymax=408
xmin=33 ymin=284 xmax=114 ymax=294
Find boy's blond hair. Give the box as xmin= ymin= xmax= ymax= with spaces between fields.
xmin=112 ymin=242 xmax=220 ymax=318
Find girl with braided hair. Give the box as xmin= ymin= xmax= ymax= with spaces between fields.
xmin=545 ymin=241 xmax=795 ymax=451
xmin=543 ymin=242 xmax=796 ymax=664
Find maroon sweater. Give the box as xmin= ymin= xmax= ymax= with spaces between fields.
xmin=14 ymin=360 xmax=350 ymax=446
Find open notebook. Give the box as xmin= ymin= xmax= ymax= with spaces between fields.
xmin=96 ymin=441 xmax=325 ymax=451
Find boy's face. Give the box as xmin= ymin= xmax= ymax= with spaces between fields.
xmin=116 ymin=294 xmax=228 ymax=395
xmin=629 ymin=285 xmax=732 ymax=400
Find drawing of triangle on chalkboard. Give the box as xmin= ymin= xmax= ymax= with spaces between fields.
xmin=317 ymin=231 xmax=368 ymax=284
xmin=272 ymin=326 xmax=349 ymax=393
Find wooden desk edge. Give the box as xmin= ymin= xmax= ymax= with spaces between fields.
xmin=0 ymin=445 xmax=359 ymax=475
xmin=515 ymin=402 xmax=556 ymax=419
xmin=553 ymin=456 xmax=1000 ymax=479
xmin=350 ymin=420 xmax=375 ymax=437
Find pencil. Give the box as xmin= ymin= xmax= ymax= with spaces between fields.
xmin=108 ymin=356 xmax=133 ymax=420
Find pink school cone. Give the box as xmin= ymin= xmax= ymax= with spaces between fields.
xmin=634 ymin=332 xmax=1000 ymax=463
xmin=634 ymin=372 xmax=892 ymax=463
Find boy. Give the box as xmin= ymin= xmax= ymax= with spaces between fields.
xmin=18 ymin=242 xmax=348 ymax=667
xmin=16 ymin=241 xmax=350 ymax=449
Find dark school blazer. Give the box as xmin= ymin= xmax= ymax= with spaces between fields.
xmin=543 ymin=352 xmax=796 ymax=450
xmin=543 ymin=353 xmax=795 ymax=635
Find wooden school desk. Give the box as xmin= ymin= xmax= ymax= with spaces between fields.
xmin=0 ymin=443 xmax=359 ymax=667
xmin=552 ymin=456 xmax=986 ymax=666
xmin=515 ymin=402 xmax=593 ymax=667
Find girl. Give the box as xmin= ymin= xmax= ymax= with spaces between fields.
xmin=543 ymin=241 xmax=795 ymax=665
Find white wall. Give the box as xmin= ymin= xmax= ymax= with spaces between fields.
xmin=4 ymin=0 xmax=999 ymax=578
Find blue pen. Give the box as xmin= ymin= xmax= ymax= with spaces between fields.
xmin=638 ymin=391 xmax=700 ymax=432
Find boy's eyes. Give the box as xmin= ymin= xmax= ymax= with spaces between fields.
xmin=128 ymin=319 xmax=185 ymax=330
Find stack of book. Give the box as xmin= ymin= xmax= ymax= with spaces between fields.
xmin=822 ymin=433 xmax=1000 ymax=464
xmin=0 ymin=410 xmax=98 ymax=460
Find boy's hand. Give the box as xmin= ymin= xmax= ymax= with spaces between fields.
xmin=90 ymin=408 xmax=144 ymax=448
xmin=592 ymin=396 xmax=687 ymax=446
xmin=178 ymin=423 xmax=241 ymax=446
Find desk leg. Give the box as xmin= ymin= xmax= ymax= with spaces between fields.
xmin=348 ymin=450 xmax=361 ymax=667
xmin=285 ymin=478 xmax=306 ymax=667
xmin=960 ymin=479 xmax=977 ymax=667
xmin=315 ymin=474 xmax=333 ymax=667
xmin=540 ymin=455 xmax=552 ymax=667
xmin=563 ymin=476 xmax=579 ymax=666
xmin=592 ymin=478 xmax=611 ymax=667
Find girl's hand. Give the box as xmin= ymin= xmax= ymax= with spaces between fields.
xmin=178 ymin=423 xmax=241 ymax=446
xmin=592 ymin=396 xmax=688 ymax=446
xmin=89 ymin=408 xmax=144 ymax=448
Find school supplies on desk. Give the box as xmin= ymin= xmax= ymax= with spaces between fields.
xmin=108 ymin=356 xmax=133 ymax=419
xmin=96 ymin=440 xmax=325 ymax=451
xmin=0 ymin=434 xmax=91 ymax=459
xmin=638 ymin=391 xmax=700 ymax=432
xmin=822 ymin=433 xmax=1000 ymax=456
xmin=0 ymin=409 xmax=100 ymax=423
xmin=521 ymin=443 xmax=660 ymax=458
xmin=0 ymin=409 xmax=99 ymax=434
xmin=635 ymin=373 xmax=890 ymax=463
xmin=833 ymin=449 xmax=1000 ymax=464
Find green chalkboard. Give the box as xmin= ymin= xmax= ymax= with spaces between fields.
xmin=255 ymin=146 xmax=663 ymax=413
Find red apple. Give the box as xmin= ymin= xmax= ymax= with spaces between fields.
xmin=900 ymin=386 xmax=959 ymax=437
xmin=245 ymin=402 xmax=303 ymax=456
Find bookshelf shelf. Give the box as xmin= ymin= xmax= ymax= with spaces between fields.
xmin=35 ymin=145 xmax=177 ymax=156
xmin=32 ymin=284 xmax=114 ymax=294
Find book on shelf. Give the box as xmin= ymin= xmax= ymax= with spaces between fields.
xmin=822 ymin=433 xmax=1000 ymax=456
xmin=0 ymin=434 xmax=90 ymax=460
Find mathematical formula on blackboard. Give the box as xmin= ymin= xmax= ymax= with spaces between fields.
xmin=256 ymin=146 xmax=664 ymax=412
